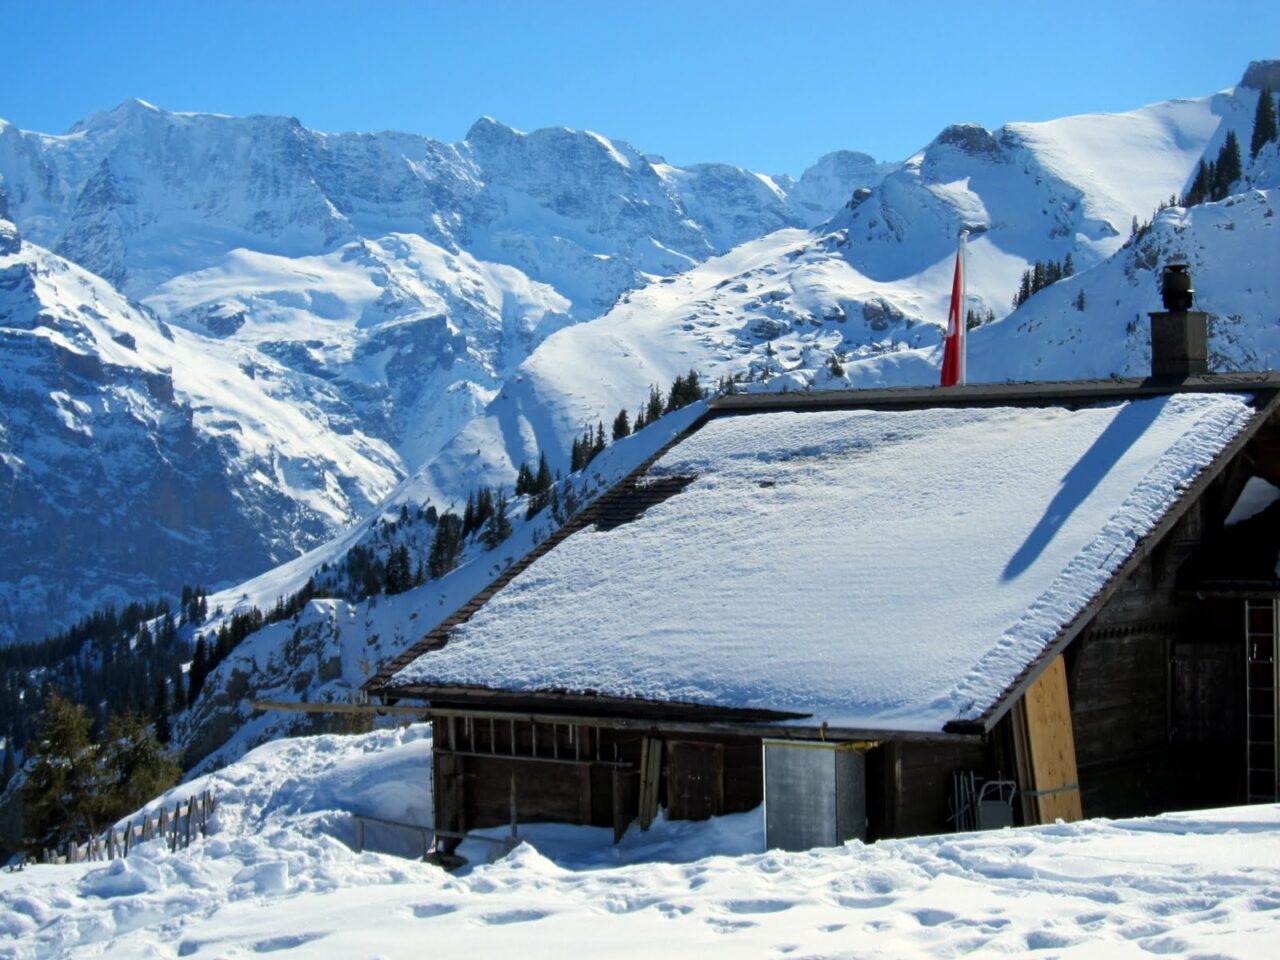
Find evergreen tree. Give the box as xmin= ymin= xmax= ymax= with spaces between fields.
xmin=101 ymin=710 xmax=180 ymax=817
xmin=474 ymin=487 xmax=495 ymax=533
xmin=633 ymin=406 xmax=647 ymax=432
xmin=1063 ymin=252 xmax=1074 ymax=278
xmin=612 ymin=408 xmax=631 ymax=441
xmin=592 ymin=422 xmax=607 ymax=459
xmin=188 ymin=636 xmax=209 ymax=706
xmin=151 ymin=673 xmax=171 ymax=744
xmin=1074 ymin=289 xmax=1087 ymax=312
xmin=22 ymin=694 xmax=107 ymax=848
xmin=1212 ymin=130 xmax=1242 ymax=200
xmin=526 ymin=454 xmax=553 ymax=520
xmin=428 ymin=513 xmax=464 ymax=579
xmin=384 ymin=544 xmax=412 ymax=594
xmin=169 ymin=665 xmax=185 ymax=714
xmin=480 ymin=488 xmax=513 ymax=550
xmin=828 ymin=352 xmax=845 ymax=377
xmin=514 ymin=461 xmax=534 ymax=497
xmin=645 ymin=384 xmax=665 ymax=424
xmin=534 ymin=453 xmax=552 ymax=495
xmin=1251 ymin=88 xmax=1277 ymax=159
xmin=461 ymin=492 xmax=478 ymax=538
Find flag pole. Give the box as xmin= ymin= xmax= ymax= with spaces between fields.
xmin=958 ymin=229 xmax=969 ymax=386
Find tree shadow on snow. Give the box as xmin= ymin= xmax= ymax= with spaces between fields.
xmin=1002 ymin=401 xmax=1163 ymax=582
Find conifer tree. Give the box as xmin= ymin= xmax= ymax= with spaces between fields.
xmin=22 ymin=694 xmax=106 ymax=848
xmin=151 ymin=673 xmax=171 ymax=744
xmin=534 ymin=453 xmax=552 ymax=495
xmin=1063 ymin=252 xmax=1074 ymax=277
xmin=612 ymin=408 xmax=631 ymax=441
xmin=384 ymin=544 xmax=412 ymax=594
xmin=1251 ymin=88 xmax=1277 ymax=159
xmin=102 ymin=710 xmax=180 ymax=816
xmin=428 ymin=513 xmax=464 ymax=579
xmin=514 ymin=461 xmax=534 ymax=497
xmin=461 ymin=492 xmax=478 ymax=538
xmin=645 ymin=384 xmax=665 ymax=424
xmin=633 ymin=406 xmax=647 ymax=431
xmin=169 ymin=665 xmax=185 ymax=713
xmin=1212 ymin=131 xmax=1242 ymax=200
xmin=474 ymin=487 xmax=495 ymax=532
xmin=481 ymin=488 xmax=513 ymax=549
xmin=188 ymin=636 xmax=209 ymax=706
xmin=592 ymin=422 xmax=607 ymax=459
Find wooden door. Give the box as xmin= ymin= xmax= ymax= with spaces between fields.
xmin=666 ymin=741 xmax=724 ymax=821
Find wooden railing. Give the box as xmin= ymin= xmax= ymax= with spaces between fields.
xmin=37 ymin=790 xmax=216 ymax=865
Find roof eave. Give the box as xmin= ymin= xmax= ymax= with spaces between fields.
xmin=944 ymin=385 xmax=1280 ymax=736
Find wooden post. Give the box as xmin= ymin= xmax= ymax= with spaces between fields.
xmin=509 ymin=772 xmax=518 ymax=840
xmin=611 ymin=768 xmax=625 ymax=844
xmin=637 ymin=737 xmax=662 ymax=831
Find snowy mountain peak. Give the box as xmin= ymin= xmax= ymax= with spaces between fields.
xmin=931 ymin=123 xmax=1001 ymax=158
xmin=1241 ymin=59 xmax=1280 ymax=90
xmin=67 ymin=97 xmax=165 ymax=134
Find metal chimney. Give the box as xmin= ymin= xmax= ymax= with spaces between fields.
xmin=1149 ymin=263 xmax=1208 ymax=380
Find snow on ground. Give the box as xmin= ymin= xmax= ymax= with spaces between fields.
xmin=395 ymin=393 xmax=1254 ymax=731
xmin=2 ymin=728 xmax=1278 ymax=959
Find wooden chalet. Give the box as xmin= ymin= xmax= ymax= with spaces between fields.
xmin=366 ymin=309 xmax=1280 ymax=854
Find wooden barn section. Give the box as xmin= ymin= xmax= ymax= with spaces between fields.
xmin=369 ymin=370 xmax=1280 ymax=855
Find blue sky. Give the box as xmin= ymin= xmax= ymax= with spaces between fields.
xmin=3 ymin=1 xmax=1275 ymax=175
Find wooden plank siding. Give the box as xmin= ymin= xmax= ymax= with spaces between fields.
xmin=1061 ymin=488 xmax=1250 ymax=819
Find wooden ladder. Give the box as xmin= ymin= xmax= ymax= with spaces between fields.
xmin=1245 ymin=600 xmax=1279 ymax=803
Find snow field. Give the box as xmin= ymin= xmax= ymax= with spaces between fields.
xmin=2 ymin=727 xmax=1278 ymax=959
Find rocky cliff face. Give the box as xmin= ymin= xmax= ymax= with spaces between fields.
xmin=0 ymin=226 xmax=401 ymax=643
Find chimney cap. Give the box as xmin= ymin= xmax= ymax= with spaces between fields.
xmin=1160 ymin=263 xmax=1194 ymax=312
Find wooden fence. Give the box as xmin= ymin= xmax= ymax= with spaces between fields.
xmin=38 ymin=790 xmax=216 ymax=865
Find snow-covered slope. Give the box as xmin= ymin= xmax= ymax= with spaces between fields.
xmin=3 ymin=727 xmax=1278 ymax=959
xmin=0 ymin=105 xmax=887 ymax=641
xmin=392 ymin=82 xmax=1275 ymax=507
xmin=0 ymin=219 xmax=400 ymax=644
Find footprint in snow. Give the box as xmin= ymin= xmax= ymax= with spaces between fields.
xmin=410 ymin=903 xmax=457 ymax=919
xmin=721 ymin=898 xmax=793 ymax=915
xmin=912 ymin=908 xmax=955 ymax=927
xmin=252 ymin=933 xmax=329 ymax=953
xmin=476 ymin=909 xmax=548 ymax=925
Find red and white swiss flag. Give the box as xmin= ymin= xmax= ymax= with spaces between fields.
xmin=940 ymin=236 xmax=966 ymax=387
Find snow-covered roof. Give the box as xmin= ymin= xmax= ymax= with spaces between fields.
xmin=391 ymin=392 xmax=1256 ymax=732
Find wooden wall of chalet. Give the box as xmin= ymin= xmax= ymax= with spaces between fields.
xmin=867 ymin=740 xmax=989 ymax=840
xmin=430 ymin=714 xmax=764 ymax=845
xmin=1064 ymin=489 xmax=1246 ymax=818
xmin=430 ymin=709 xmax=994 ymax=845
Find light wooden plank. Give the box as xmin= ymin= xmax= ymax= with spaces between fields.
xmin=1020 ymin=656 xmax=1083 ymax=823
